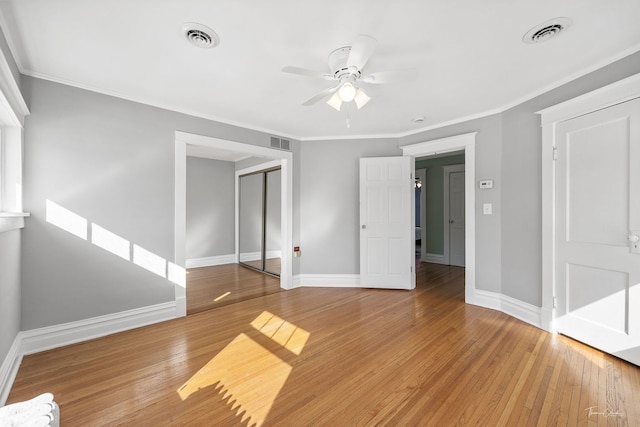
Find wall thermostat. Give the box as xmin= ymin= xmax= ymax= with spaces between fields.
xmin=479 ymin=180 xmax=493 ymax=189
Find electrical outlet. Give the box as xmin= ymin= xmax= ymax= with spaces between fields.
xmin=479 ymin=180 xmax=493 ymax=189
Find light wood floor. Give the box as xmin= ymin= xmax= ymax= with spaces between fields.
xmin=8 ymin=263 xmax=640 ymax=426
xmin=186 ymin=263 xmax=281 ymax=315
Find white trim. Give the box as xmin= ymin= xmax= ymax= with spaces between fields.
xmin=0 ymin=213 xmax=27 ymax=233
xmin=19 ymin=302 xmax=176 ymax=356
xmin=473 ymin=290 xmax=542 ymax=329
xmin=0 ymin=47 xmax=29 ymax=127
xmin=239 ymin=250 xmax=282 ymax=263
xmin=442 ymin=164 xmax=465 ymax=266
xmin=236 ymin=159 xmax=282 ymax=177
xmin=537 ymin=72 xmax=640 ymax=332
xmin=174 ymin=140 xmax=187 ymax=317
xmin=0 ymin=302 xmax=176 ymax=404
xmin=11 ymin=44 xmax=640 ymax=142
xmin=186 ymin=254 xmax=236 ymax=268
xmin=401 ymin=132 xmax=477 ymax=304
xmin=0 ymin=334 xmax=22 ymax=405
xmin=537 ymin=73 xmax=640 ymax=125
xmin=423 ymin=253 xmax=447 ymax=265
xmin=176 ymin=132 xmax=294 ymax=295
xmin=294 ymin=274 xmax=361 ymax=288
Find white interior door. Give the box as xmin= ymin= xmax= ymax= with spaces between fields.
xmin=555 ymin=97 xmax=640 ymax=366
xmin=449 ymin=170 xmax=465 ymax=267
xmin=360 ymin=157 xmax=414 ymax=289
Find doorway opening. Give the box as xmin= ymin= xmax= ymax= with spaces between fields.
xmin=401 ymin=132 xmax=477 ymax=303
xmin=174 ymin=132 xmax=293 ymax=317
xmin=415 ymin=152 xmax=465 ymax=267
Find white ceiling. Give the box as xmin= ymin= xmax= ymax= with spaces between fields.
xmin=1 ymin=0 xmax=639 ymax=141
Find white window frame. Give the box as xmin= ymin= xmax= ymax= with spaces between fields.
xmin=0 ymin=46 xmax=29 ymax=232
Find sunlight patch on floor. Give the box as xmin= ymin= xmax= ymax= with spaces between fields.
xmin=251 ymin=311 xmax=310 ymax=356
xmin=177 ymin=311 xmax=310 ymax=426
xmin=214 ymin=291 xmax=231 ymax=302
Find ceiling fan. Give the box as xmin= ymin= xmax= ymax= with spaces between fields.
xmin=282 ymin=34 xmax=416 ymax=111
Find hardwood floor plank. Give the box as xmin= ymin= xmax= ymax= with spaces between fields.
xmin=186 ymin=263 xmax=282 ymax=315
xmin=7 ymin=263 xmax=640 ymax=426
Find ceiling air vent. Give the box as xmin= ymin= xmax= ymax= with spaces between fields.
xmin=522 ymin=17 xmax=572 ymax=44
xmin=182 ymin=23 xmax=220 ymax=48
xmin=270 ymin=136 xmax=291 ymax=151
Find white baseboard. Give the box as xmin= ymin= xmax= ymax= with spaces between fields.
xmin=20 ymin=301 xmax=177 ymax=356
xmin=1 ymin=301 xmax=178 ymax=405
xmin=186 ymin=254 xmax=235 ymax=268
xmin=422 ymin=253 xmax=447 ymax=265
xmin=294 ymin=274 xmax=361 ymax=288
xmin=0 ymin=334 xmax=23 ymax=406
xmin=239 ymin=251 xmax=282 ymax=263
xmin=473 ymin=289 xmax=542 ymax=329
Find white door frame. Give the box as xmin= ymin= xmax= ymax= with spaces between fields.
xmin=538 ymin=72 xmax=640 ymax=332
xmin=401 ymin=132 xmax=477 ymax=304
xmin=443 ymin=164 xmax=465 ymax=266
xmin=174 ymin=132 xmax=294 ymax=317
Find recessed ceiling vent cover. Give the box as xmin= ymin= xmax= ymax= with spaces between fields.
xmin=182 ymin=23 xmax=220 ymax=48
xmin=523 ymin=17 xmax=572 ymax=44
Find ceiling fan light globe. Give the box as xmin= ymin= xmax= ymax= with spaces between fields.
xmin=354 ymin=88 xmax=371 ymax=109
xmin=338 ymin=82 xmax=357 ymax=102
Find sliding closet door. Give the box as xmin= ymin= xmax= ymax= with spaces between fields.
xmin=238 ymin=167 xmax=281 ymax=276
xmin=264 ymin=169 xmax=281 ymax=275
xmin=239 ymin=173 xmax=264 ymax=270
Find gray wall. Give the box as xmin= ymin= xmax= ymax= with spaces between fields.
xmin=401 ymin=114 xmax=503 ymax=294
xmin=401 ymin=50 xmax=640 ymax=306
xmin=20 ymin=75 xmax=300 ymax=330
xmin=12 ymin=48 xmax=640 ymax=335
xmin=498 ymin=50 xmax=640 ymax=306
xmin=299 ymin=138 xmax=401 ymax=274
xmin=0 ymin=28 xmax=20 ymax=93
xmin=185 ymin=156 xmax=235 ymax=260
xmin=0 ymin=230 xmax=21 ymax=371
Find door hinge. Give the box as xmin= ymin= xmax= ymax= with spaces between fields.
xmin=552 ymin=147 xmax=558 ymax=161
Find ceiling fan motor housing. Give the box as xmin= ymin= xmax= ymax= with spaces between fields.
xmin=328 ymin=47 xmax=361 ymax=80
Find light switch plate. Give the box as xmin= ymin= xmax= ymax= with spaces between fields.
xmin=479 ymin=180 xmax=493 ymax=189
xmin=483 ymin=203 xmax=492 ymax=215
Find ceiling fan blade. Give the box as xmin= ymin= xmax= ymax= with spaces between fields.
xmin=282 ymin=66 xmax=333 ymax=80
xmin=347 ymin=34 xmax=377 ymax=70
xmin=360 ymin=69 xmax=418 ymax=84
xmin=302 ymin=85 xmax=340 ymax=106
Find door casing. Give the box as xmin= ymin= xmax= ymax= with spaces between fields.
xmin=401 ymin=133 xmax=477 ymax=304
xmin=538 ymin=72 xmax=640 ymax=332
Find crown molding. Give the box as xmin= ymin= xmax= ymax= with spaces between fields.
xmin=10 ymin=39 xmax=640 ymax=142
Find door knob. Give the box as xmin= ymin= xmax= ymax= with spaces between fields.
xmin=628 ymin=234 xmax=639 ymax=243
